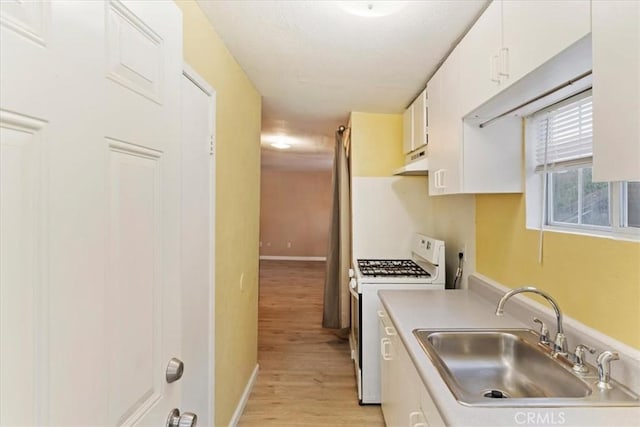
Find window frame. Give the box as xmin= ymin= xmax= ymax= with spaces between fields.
xmin=545 ymin=166 xmax=612 ymax=231
xmin=524 ymin=91 xmax=640 ymax=242
xmin=614 ymin=182 xmax=640 ymax=238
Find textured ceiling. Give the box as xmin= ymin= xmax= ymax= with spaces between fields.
xmin=197 ymin=1 xmax=489 ymax=170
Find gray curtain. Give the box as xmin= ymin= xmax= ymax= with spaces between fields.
xmin=323 ymin=127 xmax=351 ymax=330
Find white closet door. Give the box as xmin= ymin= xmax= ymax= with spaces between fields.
xmin=0 ymin=1 xmax=183 ymax=425
xmin=180 ymin=70 xmax=216 ymax=426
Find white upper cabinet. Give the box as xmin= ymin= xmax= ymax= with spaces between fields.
xmin=592 ymin=0 xmax=640 ymax=182
xmin=502 ymin=0 xmax=591 ymax=88
xmin=402 ymin=105 xmax=413 ymax=154
xmin=458 ymin=0 xmax=591 ymax=116
xmin=429 ymin=34 xmax=522 ymax=196
xmin=427 ymin=69 xmax=444 ymax=194
xmin=412 ymin=89 xmax=427 ymax=151
xmin=402 ymin=89 xmax=428 ymax=155
xmin=429 ymin=50 xmax=463 ymax=195
xmin=427 ymin=0 xmax=593 ymax=196
xmin=458 ymin=0 xmax=503 ymax=116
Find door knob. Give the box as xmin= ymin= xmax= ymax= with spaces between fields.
xmin=166 ymin=358 xmax=184 ymax=383
xmin=167 ymin=408 xmax=198 ymax=427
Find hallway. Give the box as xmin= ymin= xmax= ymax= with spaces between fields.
xmin=238 ymin=261 xmax=385 ymax=426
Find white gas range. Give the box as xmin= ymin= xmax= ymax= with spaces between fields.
xmin=349 ymin=233 xmax=445 ymax=405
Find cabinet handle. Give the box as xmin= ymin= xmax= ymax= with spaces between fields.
xmin=380 ymin=338 xmax=392 ymax=360
xmin=435 ymin=169 xmax=446 ymax=189
xmin=384 ymin=326 xmax=397 ymax=336
xmin=499 ymin=47 xmax=509 ymax=78
xmin=490 ymin=54 xmax=500 ymax=83
xmin=409 ymin=411 xmax=428 ymax=427
xmin=377 ymin=310 xmax=386 ymax=318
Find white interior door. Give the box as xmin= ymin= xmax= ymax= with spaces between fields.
xmin=180 ymin=68 xmax=216 ymax=426
xmin=1 ymin=1 xmax=184 ymax=425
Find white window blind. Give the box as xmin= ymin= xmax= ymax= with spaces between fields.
xmin=535 ymin=92 xmax=593 ymax=171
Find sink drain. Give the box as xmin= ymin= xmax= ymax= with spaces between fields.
xmin=483 ymin=389 xmax=510 ymax=398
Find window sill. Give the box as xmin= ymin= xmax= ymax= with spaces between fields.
xmin=526 ymin=224 xmax=640 ymax=243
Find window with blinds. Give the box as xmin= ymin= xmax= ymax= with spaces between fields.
xmin=525 ymin=89 xmax=639 ymax=239
xmin=534 ymin=91 xmax=593 ymax=172
xmin=528 ymin=89 xmax=611 ymax=228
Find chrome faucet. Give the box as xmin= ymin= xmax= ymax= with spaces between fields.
xmin=495 ymin=286 xmax=568 ymax=357
xmin=572 ymin=344 xmax=596 ymax=374
xmin=533 ymin=317 xmax=550 ymax=344
xmin=596 ymin=350 xmax=620 ymax=389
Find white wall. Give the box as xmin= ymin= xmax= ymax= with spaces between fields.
xmin=351 ymin=175 xmax=476 ymax=289
xmin=351 ymin=176 xmax=432 ymax=259
xmin=421 ymin=184 xmax=476 ymax=289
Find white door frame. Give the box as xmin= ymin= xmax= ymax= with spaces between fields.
xmin=181 ymin=63 xmax=216 ymax=424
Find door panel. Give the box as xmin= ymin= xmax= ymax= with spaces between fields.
xmin=104 ymin=2 xmax=183 ymax=425
xmin=0 ymin=1 xmax=183 ymax=425
xmin=107 ymin=141 xmax=163 ymax=425
xmin=106 ymin=0 xmax=164 ymax=103
xmin=103 ymin=3 xmax=183 ymax=424
xmin=0 ymin=0 xmax=49 ymax=46
xmin=0 ymin=112 xmax=49 ymax=426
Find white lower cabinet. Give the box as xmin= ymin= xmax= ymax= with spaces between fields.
xmin=380 ymin=308 xmax=445 ymax=427
xmin=419 ymin=379 xmax=446 ymax=427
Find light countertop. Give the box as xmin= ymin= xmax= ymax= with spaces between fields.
xmin=378 ymin=288 xmax=640 ymax=427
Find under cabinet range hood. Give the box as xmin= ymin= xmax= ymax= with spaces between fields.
xmin=394 ymin=147 xmax=429 ymax=176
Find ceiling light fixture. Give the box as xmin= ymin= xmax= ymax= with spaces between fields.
xmin=337 ymin=1 xmax=407 ymax=18
xmin=271 ymin=141 xmax=291 ymax=150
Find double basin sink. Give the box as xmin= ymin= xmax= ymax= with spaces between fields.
xmin=413 ymin=328 xmax=640 ymax=407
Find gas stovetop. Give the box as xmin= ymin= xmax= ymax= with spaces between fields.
xmin=357 ymin=259 xmax=431 ymax=278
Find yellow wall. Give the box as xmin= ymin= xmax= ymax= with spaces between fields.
xmin=350 ymin=112 xmax=403 ymax=177
xmin=176 ymin=2 xmax=262 ymax=425
xmin=476 ymin=193 xmax=640 ymax=348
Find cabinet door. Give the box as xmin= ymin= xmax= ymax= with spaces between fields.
xmin=420 ymin=384 xmax=446 ymax=427
xmin=427 ymin=68 xmax=445 ymax=195
xmin=458 ymin=0 xmax=503 ymax=116
xmin=462 ymin=118 xmax=522 ymax=193
xmin=395 ymin=334 xmax=424 ymax=427
xmin=502 ymin=0 xmax=591 ymax=88
xmin=592 ymin=0 xmax=640 ymax=182
xmin=383 ymin=329 xmax=407 ymax=427
xmin=379 ymin=316 xmax=394 ymax=421
xmin=435 ymin=49 xmax=463 ymax=195
xmin=403 ymin=105 xmax=413 ymax=154
xmin=412 ymin=89 xmax=427 ymax=150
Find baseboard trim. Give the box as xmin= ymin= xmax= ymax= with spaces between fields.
xmin=228 ymin=364 xmax=259 ymax=427
xmin=259 ymin=256 xmax=327 ymax=261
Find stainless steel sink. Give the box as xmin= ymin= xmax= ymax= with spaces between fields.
xmin=413 ymin=329 xmax=640 ymax=407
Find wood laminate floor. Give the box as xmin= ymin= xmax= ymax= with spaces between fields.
xmin=238 ymin=260 xmax=385 ymax=427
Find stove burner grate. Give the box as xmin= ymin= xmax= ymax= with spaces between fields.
xmin=357 ymin=259 xmax=431 ymax=278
